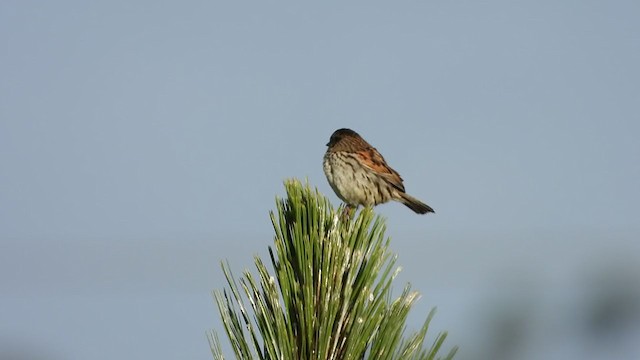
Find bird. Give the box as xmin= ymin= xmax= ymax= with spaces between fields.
xmin=323 ymin=128 xmax=434 ymax=215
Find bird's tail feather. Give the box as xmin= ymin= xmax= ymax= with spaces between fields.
xmin=398 ymin=193 xmax=434 ymax=214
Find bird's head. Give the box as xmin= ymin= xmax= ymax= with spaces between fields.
xmin=326 ymin=128 xmax=360 ymax=147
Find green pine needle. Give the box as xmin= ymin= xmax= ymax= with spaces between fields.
xmin=209 ymin=179 xmax=457 ymax=360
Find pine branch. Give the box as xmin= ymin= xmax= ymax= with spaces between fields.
xmin=210 ymin=179 xmax=457 ymax=360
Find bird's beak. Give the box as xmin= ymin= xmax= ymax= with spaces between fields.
xmin=326 ymin=142 xmax=330 ymax=146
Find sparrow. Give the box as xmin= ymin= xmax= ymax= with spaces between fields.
xmin=323 ymin=128 xmax=434 ymax=214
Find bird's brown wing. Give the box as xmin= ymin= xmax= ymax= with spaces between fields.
xmin=355 ymin=147 xmax=406 ymax=192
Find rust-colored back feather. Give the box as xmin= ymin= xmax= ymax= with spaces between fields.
xmin=354 ymin=149 xmax=405 ymax=192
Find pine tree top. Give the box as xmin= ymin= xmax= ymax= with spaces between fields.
xmin=210 ymin=179 xmax=457 ymax=360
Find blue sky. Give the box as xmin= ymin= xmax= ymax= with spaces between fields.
xmin=1 ymin=1 xmax=639 ymax=359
